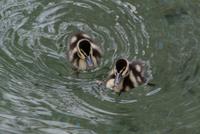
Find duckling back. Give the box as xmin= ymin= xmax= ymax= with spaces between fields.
xmin=128 ymin=60 xmax=147 ymax=87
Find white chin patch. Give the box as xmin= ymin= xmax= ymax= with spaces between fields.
xmin=135 ymin=64 xmax=141 ymax=72
xmin=70 ymin=36 xmax=77 ymax=44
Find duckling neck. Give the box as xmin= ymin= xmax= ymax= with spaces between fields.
xmin=78 ymin=59 xmax=87 ymax=70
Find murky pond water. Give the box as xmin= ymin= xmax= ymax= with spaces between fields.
xmin=0 ymin=0 xmax=200 ymax=133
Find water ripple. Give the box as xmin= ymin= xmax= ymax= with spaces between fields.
xmin=0 ymin=0 xmax=150 ymax=123
xmin=2 ymin=0 xmax=199 ymax=133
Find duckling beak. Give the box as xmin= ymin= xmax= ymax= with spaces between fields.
xmin=86 ymin=55 xmax=94 ymax=67
xmin=114 ymin=73 xmax=122 ymax=86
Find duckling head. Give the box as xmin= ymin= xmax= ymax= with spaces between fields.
xmin=114 ymin=59 xmax=129 ymax=86
xmin=77 ymin=39 xmax=94 ymax=68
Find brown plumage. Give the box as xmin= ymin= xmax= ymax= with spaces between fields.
xmin=67 ymin=32 xmax=102 ymax=71
xmin=106 ymin=58 xmax=150 ymax=94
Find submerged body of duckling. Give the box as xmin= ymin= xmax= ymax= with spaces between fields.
xmin=67 ymin=32 xmax=102 ymax=71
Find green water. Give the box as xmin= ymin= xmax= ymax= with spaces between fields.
xmin=0 ymin=0 xmax=200 ymax=134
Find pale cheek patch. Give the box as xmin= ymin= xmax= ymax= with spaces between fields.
xmin=70 ymin=36 xmax=77 ymax=44
xmin=135 ymin=64 xmax=142 ymax=72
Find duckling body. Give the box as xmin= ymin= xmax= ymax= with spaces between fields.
xmin=106 ymin=58 xmax=148 ymax=93
xmin=68 ymin=33 xmax=102 ymax=71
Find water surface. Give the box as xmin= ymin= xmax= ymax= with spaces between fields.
xmin=0 ymin=0 xmax=200 ymax=134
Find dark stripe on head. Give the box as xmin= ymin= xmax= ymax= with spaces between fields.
xmin=115 ymin=59 xmax=128 ymax=73
xmin=78 ymin=40 xmax=91 ymax=56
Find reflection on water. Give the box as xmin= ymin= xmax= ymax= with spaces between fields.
xmin=0 ymin=0 xmax=200 ymax=133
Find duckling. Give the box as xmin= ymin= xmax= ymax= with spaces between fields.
xmin=106 ymin=58 xmax=152 ymax=95
xmin=68 ymin=32 xmax=102 ymax=71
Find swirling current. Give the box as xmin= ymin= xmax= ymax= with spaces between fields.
xmin=0 ymin=0 xmax=200 ymax=133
